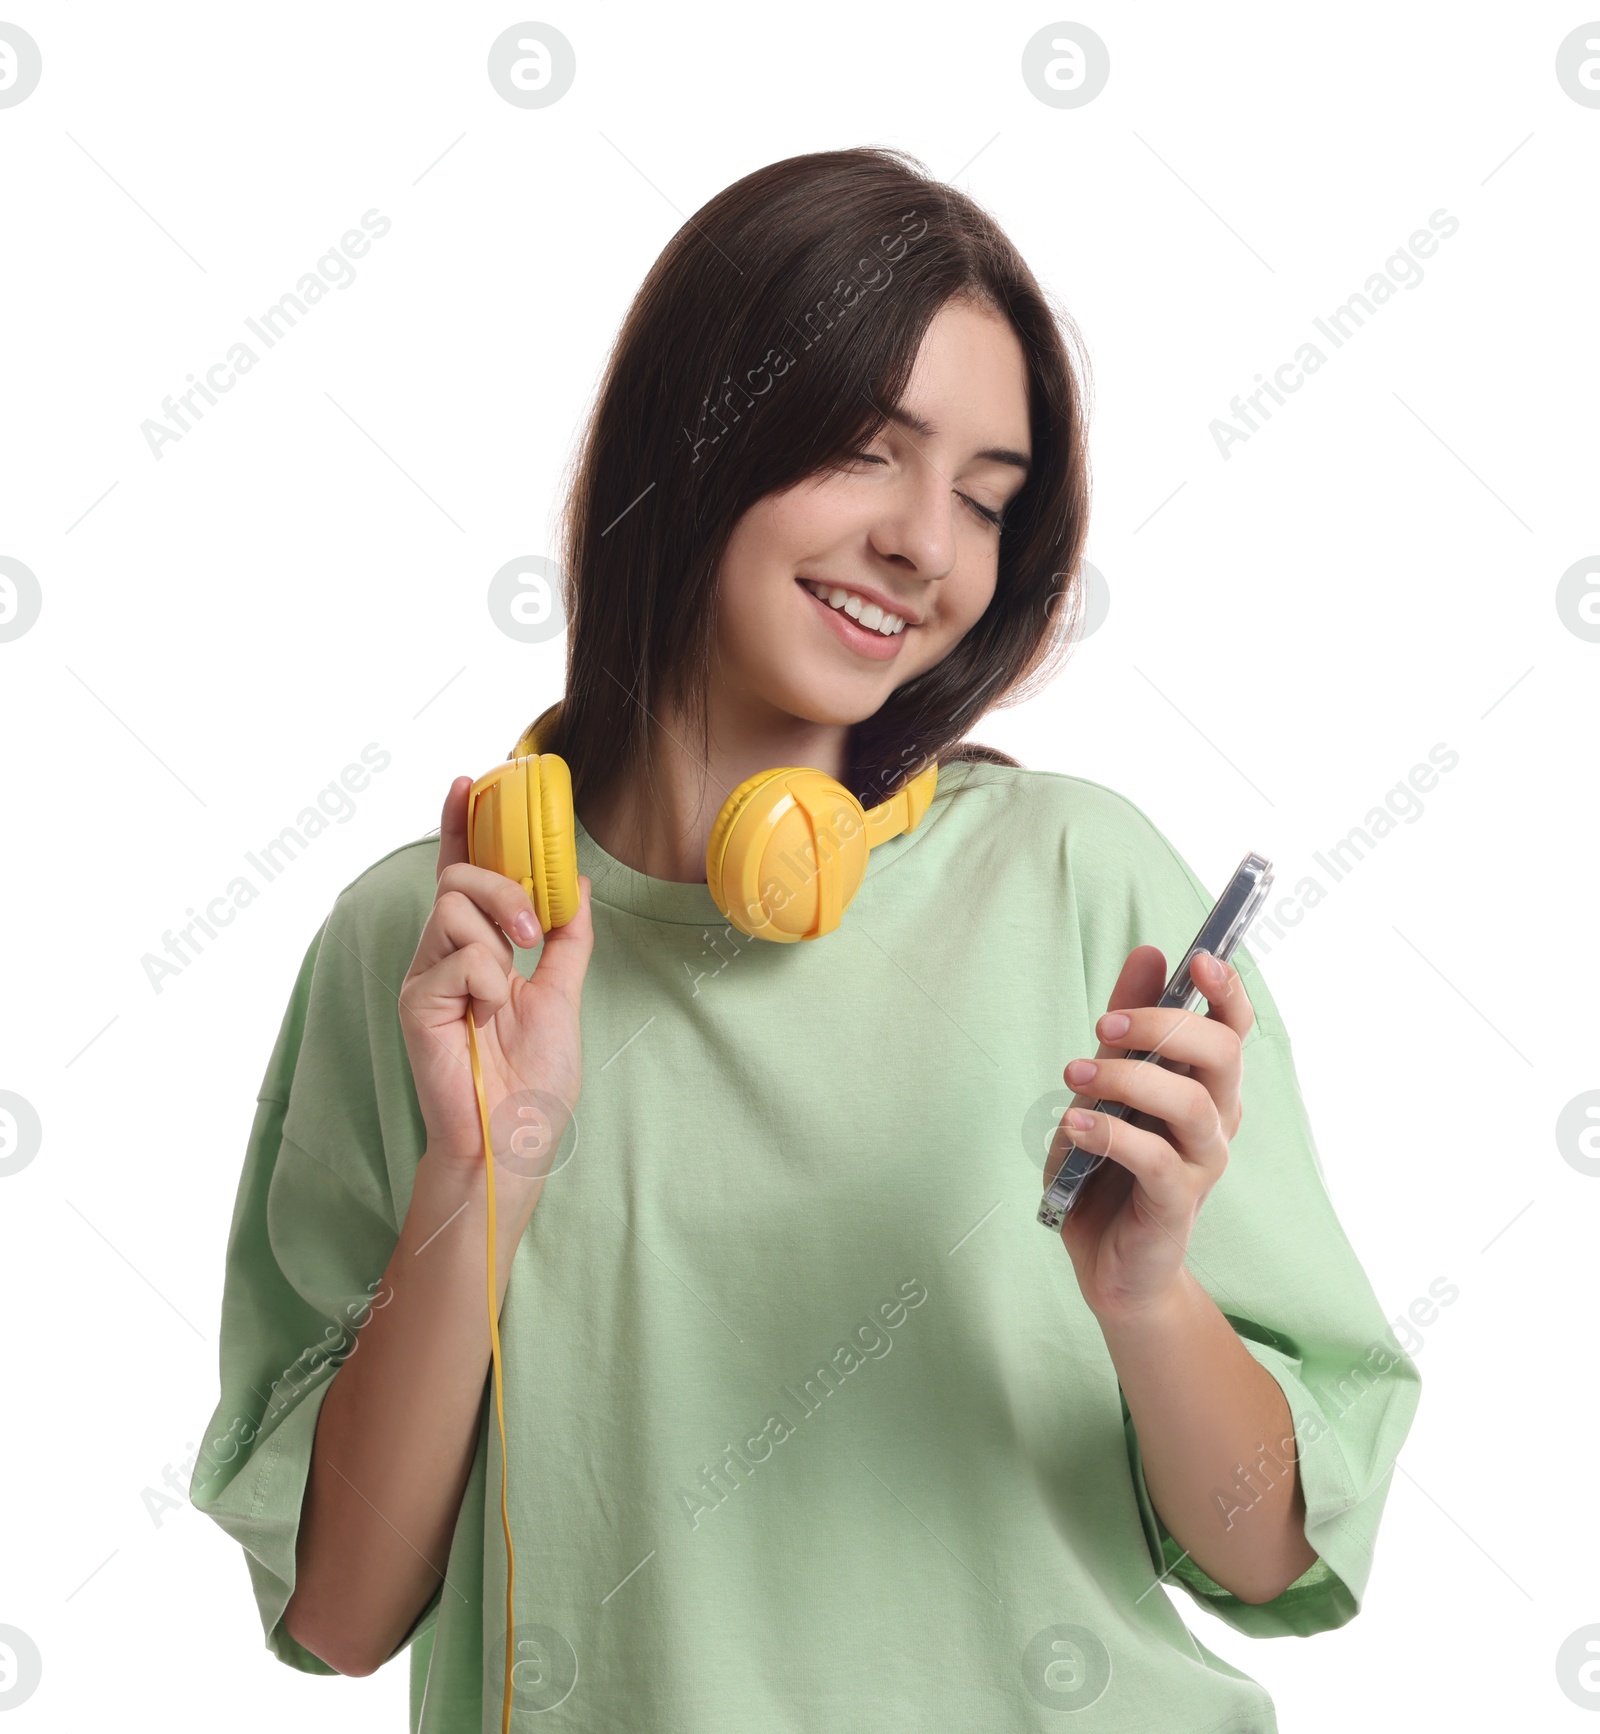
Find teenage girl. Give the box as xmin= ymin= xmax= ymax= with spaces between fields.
xmin=193 ymin=147 xmax=1418 ymax=1733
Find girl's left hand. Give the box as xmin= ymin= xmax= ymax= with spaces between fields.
xmin=1051 ymin=943 xmax=1254 ymax=1320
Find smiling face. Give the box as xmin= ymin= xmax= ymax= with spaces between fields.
xmin=711 ymin=295 xmax=1034 ymax=731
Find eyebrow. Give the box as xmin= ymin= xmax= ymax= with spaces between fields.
xmin=881 ymin=404 xmax=1032 ymax=476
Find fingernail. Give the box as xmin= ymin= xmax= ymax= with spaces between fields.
xmin=1065 ymin=1058 xmax=1097 ymax=1086
xmin=1099 ymin=1012 xmax=1129 ymax=1039
xmin=514 ymin=911 xmax=540 ymax=944
xmin=1067 ymin=1110 xmax=1095 ymax=1133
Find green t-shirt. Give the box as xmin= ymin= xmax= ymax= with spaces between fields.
xmin=190 ymin=758 xmax=1420 ymax=1733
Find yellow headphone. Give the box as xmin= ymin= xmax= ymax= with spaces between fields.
xmin=465 ymin=700 xmax=940 ymax=943
xmin=459 ymin=702 xmax=939 ymax=1728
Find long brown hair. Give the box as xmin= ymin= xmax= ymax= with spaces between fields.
xmin=527 ymin=145 xmax=1092 ymax=816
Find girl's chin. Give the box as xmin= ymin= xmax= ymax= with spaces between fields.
xmin=735 ymin=667 xmax=897 ymax=736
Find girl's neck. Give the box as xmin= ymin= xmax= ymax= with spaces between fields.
xmin=578 ymin=688 xmax=851 ymax=885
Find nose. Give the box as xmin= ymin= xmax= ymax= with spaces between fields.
xmin=865 ymin=461 xmax=959 ymax=580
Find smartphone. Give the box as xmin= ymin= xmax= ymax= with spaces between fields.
xmin=1037 ymin=851 xmax=1274 ymax=1230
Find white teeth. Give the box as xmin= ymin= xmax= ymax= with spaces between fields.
xmin=804 ymin=580 xmax=906 ymax=636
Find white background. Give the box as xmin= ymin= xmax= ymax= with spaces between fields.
xmin=2 ymin=2 xmax=1596 ymax=1728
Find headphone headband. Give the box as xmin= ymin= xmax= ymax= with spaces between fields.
xmin=510 ymin=701 xmax=562 ymax=760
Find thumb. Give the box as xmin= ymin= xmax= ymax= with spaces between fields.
xmin=530 ymin=875 xmax=595 ymax=1000
xmin=436 ymin=775 xmax=472 ymax=879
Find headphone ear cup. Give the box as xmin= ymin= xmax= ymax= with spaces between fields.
xmin=466 ymin=755 xmax=580 ymax=934
xmin=707 ymin=767 xmax=868 ymax=942
xmin=529 ymin=753 xmax=580 ymax=930
xmin=705 ymin=769 xmax=768 ymax=939
xmin=704 ymin=768 xmax=763 ymax=911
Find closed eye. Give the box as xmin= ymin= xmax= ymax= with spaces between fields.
xmin=845 ymin=449 xmax=1006 ymax=532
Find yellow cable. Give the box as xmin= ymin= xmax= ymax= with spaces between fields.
xmin=466 ymin=1012 xmax=515 ymax=1734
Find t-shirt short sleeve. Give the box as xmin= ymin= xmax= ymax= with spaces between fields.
xmin=1054 ymin=776 xmax=1422 ymax=1639
xmin=187 ymin=842 xmax=438 ymax=1672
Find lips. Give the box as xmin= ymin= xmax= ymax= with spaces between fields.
xmin=796 ymin=577 xmax=908 ymax=661
xmin=798 ymin=575 xmax=920 ymax=629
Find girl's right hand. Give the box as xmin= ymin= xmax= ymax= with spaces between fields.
xmin=399 ymin=776 xmax=595 ymax=1194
